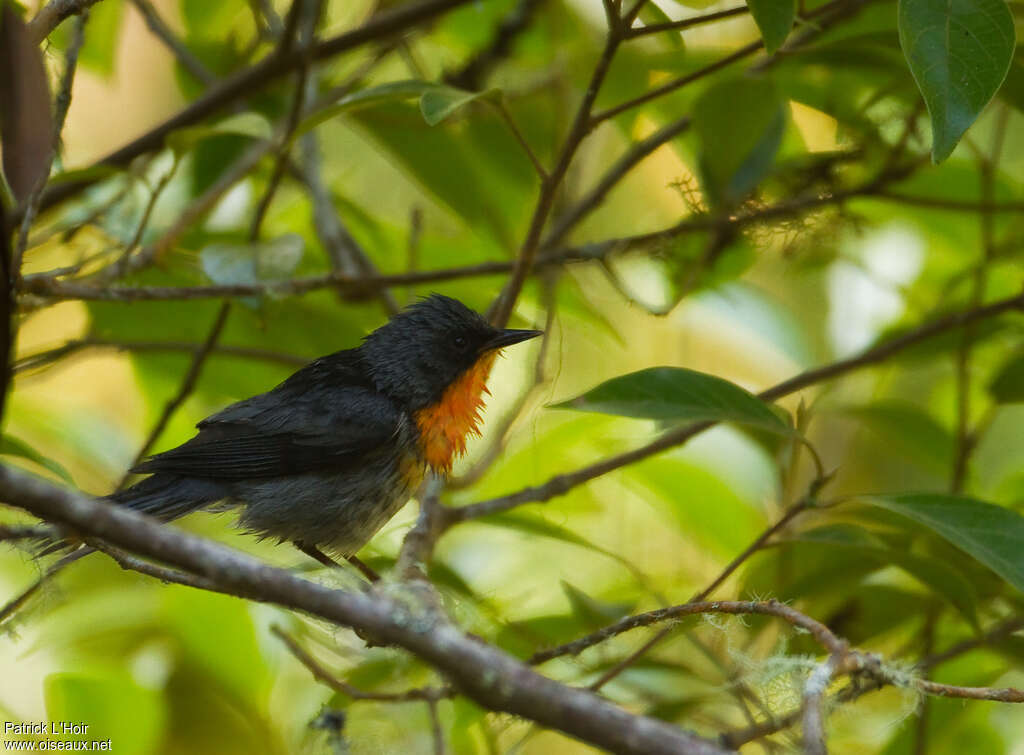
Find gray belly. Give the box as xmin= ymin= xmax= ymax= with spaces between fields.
xmin=227 ymin=446 xmax=424 ymax=557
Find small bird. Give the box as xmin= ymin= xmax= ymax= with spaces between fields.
xmin=97 ymin=294 xmax=540 ymax=574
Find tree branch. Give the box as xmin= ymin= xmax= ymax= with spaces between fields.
xmin=0 ymin=466 xmax=730 ymax=755
xmin=27 ymin=0 xmax=103 ymax=43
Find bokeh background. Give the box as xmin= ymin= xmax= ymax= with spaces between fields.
xmin=3 ymin=0 xmax=1024 ymax=752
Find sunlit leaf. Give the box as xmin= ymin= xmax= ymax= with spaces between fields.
xmin=897 ymin=0 xmax=1015 ymax=161
xmin=862 ymin=494 xmax=1024 ymax=594
xmin=552 ymin=366 xmax=789 ymax=433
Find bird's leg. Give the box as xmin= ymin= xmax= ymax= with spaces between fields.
xmin=294 ymin=541 xmax=380 ymax=583
xmin=346 ymin=555 xmax=381 ymax=583
xmin=295 ymin=541 xmax=343 ymax=569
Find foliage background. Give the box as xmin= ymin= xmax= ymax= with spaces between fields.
xmin=2 ymin=0 xmax=1024 ymax=753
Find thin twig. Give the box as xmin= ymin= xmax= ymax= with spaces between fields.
xmin=493 ymin=100 xmax=548 ymax=180
xmin=271 ymin=625 xmax=454 ymax=702
xmin=950 ymin=104 xmax=1010 ymax=493
xmin=626 ymin=5 xmax=748 ymax=38
xmin=14 ymin=337 xmax=307 ymax=374
xmin=427 ymin=698 xmax=445 ymax=755
xmin=530 ymin=599 xmax=847 ymax=665
xmin=247 ymin=0 xmax=321 ymax=242
xmin=490 ymin=12 xmax=628 ymax=327
xmin=26 ymin=0 xmax=102 ymax=42
xmin=94 ymin=540 xmax=222 ymax=591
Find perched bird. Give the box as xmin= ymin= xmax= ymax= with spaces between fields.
xmin=88 ymin=295 xmax=540 ymax=573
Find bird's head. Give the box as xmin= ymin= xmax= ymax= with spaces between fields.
xmin=360 ymin=294 xmax=542 ymax=411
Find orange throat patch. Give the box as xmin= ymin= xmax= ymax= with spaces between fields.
xmin=414 ymin=353 xmax=497 ymax=475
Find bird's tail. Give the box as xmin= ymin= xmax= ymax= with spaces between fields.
xmin=35 ymin=475 xmax=224 ymax=557
xmin=107 ymin=473 xmax=223 ymax=521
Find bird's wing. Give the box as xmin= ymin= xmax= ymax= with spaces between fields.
xmin=133 ymin=353 xmax=403 ymax=479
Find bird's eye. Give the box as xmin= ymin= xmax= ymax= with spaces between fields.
xmin=454 ymin=335 xmax=467 ymax=349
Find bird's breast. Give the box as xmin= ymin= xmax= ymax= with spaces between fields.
xmin=413 ymin=353 xmax=497 ymax=474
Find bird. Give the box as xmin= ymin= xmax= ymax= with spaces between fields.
xmin=52 ymin=294 xmax=541 ymax=577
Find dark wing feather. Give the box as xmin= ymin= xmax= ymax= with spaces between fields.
xmin=134 ymin=350 xmax=402 ymax=479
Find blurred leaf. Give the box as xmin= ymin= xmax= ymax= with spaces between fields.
xmin=298 ymin=80 xmax=435 ymax=135
xmin=168 ymin=112 xmax=272 ymax=156
xmin=0 ymin=2 xmax=52 ymax=201
xmin=76 ymin=0 xmax=124 ymax=76
xmin=693 ymin=76 xmax=785 ymax=206
xmin=45 ymin=672 xmax=167 ymax=755
xmin=897 ymin=0 xmax=1015 ymax=161
xmin=420 ymin=86 xmax=500 ymax=126
xmin=301 ymin=80 xmax=500 ymax=133
xmin=553 ymin=366 xmax=789 ymax=433
xmin=0 ymin=434 xmax=73 ymax=482
xmin=787 ymin=524 xmax=979 ymax=626
xmin=636 ymin=3 xmax=684 ymax=49
xmin=747 ymin=0 xmax=795 ymax=54
xmin=998 ymin=59 xmax=1024 ymax=112
xmin=989 ymin=351 xmax=1024 ymax=404
xmin=182 ymin=0 xmax=241 ymax=36
xmin=346 ymin=100 xmax=534 ymax=245
xmin=839 ymin=401 xmax=954 ymax=476
xmin=163 ymin=588 xmax=269 ymax=705
xmin=863 ymin=494 xmax=1024 ymax=594
xmin=631 ymin=454 xmax=766 ymax=557
xmin=200 ymin=234 xmax=304 ymax=287
xmin=561 ymin=582 xmax=634 ymax=628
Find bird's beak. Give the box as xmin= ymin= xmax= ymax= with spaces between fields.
xmin=483 ymin=329 xmax=543 ymax=352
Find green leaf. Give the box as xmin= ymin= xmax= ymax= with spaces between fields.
xmin=636 ymin=3 xmax=684 ymax=49
xmin=299 ymin=80 xmax=434 ymax=135
xmin=839 ymin=401 xmax=954 ymax=476
xmin=747 ymin=0 xmax=796 ymax=54
xmin=0 ymin=434 xmax=74 ymax=483
xmin=199 ymin=234 xmax=304 ymax=288
xmin=552 ymin=366 xmax=789 ymax=433
xmin=420 ymin=86 xmax=499 ymax=126
xmin=561 ymin=582 xmax=634 ymax=629
xmin=989 ymin=351 xmax=1024 ymax=403
xmin=167 ymin=112 xmax=273 ymax=155
xmin=299 ymin=80 xmax=501 ymax=134
xmin=45 ymin=672 xmax=167 ymax=755
xmin=787 ymin=525 xmax=978 ymax=626
xmin=897 ymin=0 xmax=1016 ymax=162
xmin=693 ymin=76 xmax=785 ymax=206
xmin=862 ymin=494 xmax=1024 ymax=594
xmin=76 ymin=0 xmax=124 ymax=77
